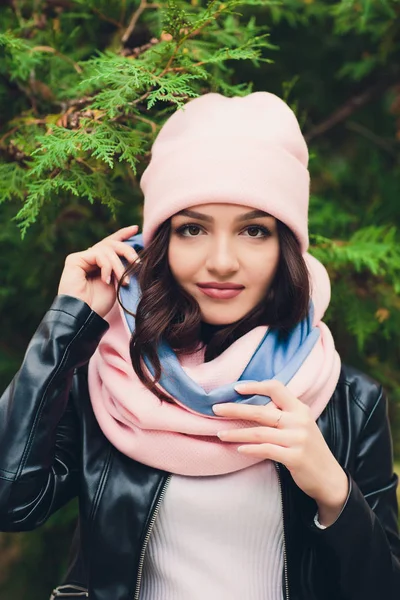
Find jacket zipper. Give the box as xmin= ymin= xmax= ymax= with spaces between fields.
xmin=133 ymin=474 xmax=172 ymax=600
xmin=275 ymin=462 xmax=290 ymax=600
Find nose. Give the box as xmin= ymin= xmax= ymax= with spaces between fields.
xmin=205 ymin=235 xmax=239 ymax=275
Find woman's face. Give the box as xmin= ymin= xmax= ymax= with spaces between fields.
xmin=168 ymin=203 xmax=280 ymax=325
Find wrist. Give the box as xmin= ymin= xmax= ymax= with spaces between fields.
xmin=315 ymin=468 xmax=349 ymax=527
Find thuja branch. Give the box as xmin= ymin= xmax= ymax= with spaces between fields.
xmin=122 ymin=0 xmax=160 ymax=43
xmin=159 ymin=1 xmax=228 ymax=76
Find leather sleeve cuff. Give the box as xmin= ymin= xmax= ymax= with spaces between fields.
xmin=311 ymin=471 xmax=352 ymax=530
xmin=48 ymin=295 xmax=108 ymax=329
xmin=308 ymin=474 xmax=375 ymax=558
xmin=42 ymin=295 xmax=109 ymax=368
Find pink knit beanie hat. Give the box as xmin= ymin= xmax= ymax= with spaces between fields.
xmin=140 ymin=92 xmax=310 ymax=252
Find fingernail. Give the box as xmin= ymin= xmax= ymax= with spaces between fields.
xmin=124 ymin=276 xmax=130 ymax=285
xmin=234 ymin=384 xmax=247 ymax=392
xmin=106 ymin=276 xmax=111 ymax=285
xmin=212 ymin=404 xmax=223 ymax=414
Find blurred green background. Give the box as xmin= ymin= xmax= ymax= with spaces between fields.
xmin=0 ymin=1 xmax=399 ymax=598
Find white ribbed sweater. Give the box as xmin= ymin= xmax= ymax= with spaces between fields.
xmin=139 ymin=461 xmax=284 ymax=600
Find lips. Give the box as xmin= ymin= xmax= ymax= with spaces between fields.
xmin=196 ymin=282 xmax=244 ymax=300
xmin=197 ymin=282 xmax=244 ymax=290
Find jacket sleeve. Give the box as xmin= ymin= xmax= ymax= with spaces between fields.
xmin=311 ymin=385 xmax=400 ymax=600
xmin=0 ymin=295 xmax=108 ymax=531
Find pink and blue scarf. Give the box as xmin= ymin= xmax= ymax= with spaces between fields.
xmin=88 ymin=235 xmax=340 ymax=476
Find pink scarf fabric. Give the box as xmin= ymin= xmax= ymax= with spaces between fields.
xmin=88 ymin=253 xmax=341 ymax=476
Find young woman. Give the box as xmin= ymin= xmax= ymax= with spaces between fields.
xmin=0 ymin=92 xmax=399 ymax=600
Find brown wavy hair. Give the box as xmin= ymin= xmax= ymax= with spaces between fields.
xmin=118 ymin=218 xmax=310 ymax=402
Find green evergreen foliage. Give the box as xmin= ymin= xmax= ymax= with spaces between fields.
xmin=0 ymin=0 xmax=274 ymax=236
xmin=1 ymin=1 xmax=399 ymax=596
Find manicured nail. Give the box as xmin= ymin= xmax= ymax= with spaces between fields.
xmin=124 ymin=276 xmax=130 ymax=285
xmin=106 ymin=276 xmax=111 ymax=285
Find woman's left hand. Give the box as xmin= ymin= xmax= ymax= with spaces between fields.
xmin=213 ymin=380 xmax=349 ymax=526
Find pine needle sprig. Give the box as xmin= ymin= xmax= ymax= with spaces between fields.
xmin=0 ymin=32 xmax=45 ymax=81
xmin=29 ymin=122 xmax=145 ymax=175
xmin=310 ymin=226 xmax=400 ymax=291
xmin=15 ymin=166 xmax=118 ymax=235
xmin=0 ymin=0 xmax=276 ymax=235
xmin=0 ymin=162 xmax=28 ymax=203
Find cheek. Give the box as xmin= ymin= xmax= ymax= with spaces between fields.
xmin=249 ymin=244 xmax=280 ymax=288
xmin=168 ymin=241 xmax=197 ymax=283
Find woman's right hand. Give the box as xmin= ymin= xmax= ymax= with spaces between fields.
xmin=58 ymin=225 xmax=140 ymax=318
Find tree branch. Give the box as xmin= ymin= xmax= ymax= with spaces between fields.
xmin=45 ymin=1 xmax=123 ymax=27
xmin=44 ymin=0 xmax=75 ymax=8
xmin=122 ymin=1 xmax=159 ymax=44
xmin=59 ymin=96 xmax=94 ymax=111
xmin=0 ymin=120 xmax=46 ymax=145
xmin=304 ymin=80 xmax=396 ymax=142
xmin=91 ymin=6 xmax=123 ymax=29
xmin=32 ymin=45 xmax=82 ymax=73
xmin=346 ymin=121 xmax=397 ymax=155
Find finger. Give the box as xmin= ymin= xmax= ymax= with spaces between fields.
xmin=75 ymin=248 xmax=110 ymax=275
xmin=102 ymin=247 xmax=130 ymax=285
xmin=109 ymin=240 xmax=140 ymax=265
xmin=237 ymin=443 xmax=290 ymax=463
xmin=68 ymin=249 xmax=100 ymax=270
xmin=217 ymin=426 xmax=289 ymax=446
xmin=213 ymin=402 xmax=282 ymax=425
xmin=107 ymin=225 xmax=139 ymax=242
xmin=92 ymin=252 xmax=113 ymax=285
xmin=234 ymin=379 xmax=300 ymax=413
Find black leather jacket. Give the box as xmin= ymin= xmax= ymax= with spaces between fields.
xmin=0 ymin=295 xmax=399 ymax=600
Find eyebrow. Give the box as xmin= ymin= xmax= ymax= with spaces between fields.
xmin=176 ymin=209 xmax=272 ymax=222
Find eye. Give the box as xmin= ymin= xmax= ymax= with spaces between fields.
xmin=176 ymin=224 xmax=204 ymax=237
xmin=243 ymin=225 xmax=271 ymax=238
xmin=174 ymin=223 xmax=271 ymax=238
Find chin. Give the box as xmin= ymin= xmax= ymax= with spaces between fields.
xmin=200 ymin=309 xmax=248 ymax=326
